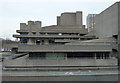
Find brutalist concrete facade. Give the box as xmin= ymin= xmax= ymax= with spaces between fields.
xmin=94 ymin=2 xmax=119 ymax=38
xmin=94 ymin=2 xmax=120 ymax=65
xmin=2 ymin=2 xmax=119 ymax=82
xmin=10 ymin=11 xmax=117 ymax=67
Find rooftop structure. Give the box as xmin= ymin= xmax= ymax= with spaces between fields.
xmin=57 ymin=11 xmax=83 ymax=26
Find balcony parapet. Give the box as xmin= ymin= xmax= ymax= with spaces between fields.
xmin=13 ymin=34 xmax=96 ymax=38
xmin=18 ymin=44 xmax=112 ymax=52
xmin=3 ymin=59 xmax=118 ymax=67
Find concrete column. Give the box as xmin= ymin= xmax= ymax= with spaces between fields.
xmin=44 ymin=39 xmax=49 ymax=45
xmin=65 ymin=53 xmax=67 ymax=60
xmin=36 ymin=31 xmax=40 ymax=35
xmin=109 ymin=53 xmax=111 ymax=59
xmin=27 ymin=38 xmax=35 ymax=45
xmin=94 ymin=53 xmax=96 ymax=59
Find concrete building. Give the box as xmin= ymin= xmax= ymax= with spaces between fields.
xmin=3 ymin=11 xmax=116 ymax=68
xmin=93 ymin=2 xmax=120 ymax=64
xmin=0 ymin=39 xmax=19 ymax=53
xmin=87 ymin=14 xmax=97 ymax=32
xmin=2 ymin=3 xmax=119 ymax=82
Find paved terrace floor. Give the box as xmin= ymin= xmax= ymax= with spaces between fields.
xmin=1 ymin=69 xmax=119 ymax=81
xmin=2 ymin=69 xmax=119 ymax=76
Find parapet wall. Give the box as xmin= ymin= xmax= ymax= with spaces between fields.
xmin=3 ymin=59 xmax=117 ymax=67
xmin=94 ymin=2 xmax=119 ymax=38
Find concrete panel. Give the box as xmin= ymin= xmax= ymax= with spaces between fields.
xmin=94 ymin=2 xmax=118 ymax=38
xmin=17 ymin=25 xmax=88 ymax=34
xmin=20 ymin=21 xmax=42 ymax=32
xmin=3 ymin=59 xmax=117 ymax=67
xmin=18 ymin=45 xmax=112 ymax=52
xmin=60 ymin=13 xmax=76 ymax=26
xmin=2 ymin=75 xmax=118 ymax=81
xmin=20 ymin=23 xmax=27 ymax=30
xmin=76 ymin=11 xmax=82 ymax=26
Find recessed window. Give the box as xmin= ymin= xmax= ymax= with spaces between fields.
xmin=40 ymin=33 xmax=45 ymax=35
xmin=36 ymin=40 xmax=41 ymax=45
xmin=113 ymin=35 xmax=118 ymax=39
xmin=20 ymin=32 xmax=28 ymax=35
xmin=32 ymin=32 xmax=36 ymax=35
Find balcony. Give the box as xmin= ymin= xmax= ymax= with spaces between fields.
xmin=3 ymin=59 xmax=117 ymax=67
xmin=13 ymin=34 xmax=96 ymax=39
xmin=18 ymin=44 xmax=112 ymax=52
xmin=16 ymin=27 xmax=88 ymax=34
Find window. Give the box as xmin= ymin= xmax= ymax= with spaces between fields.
xmin=32 ymin=32 xmax=36 ymax=35
xmin=20 ymin=32 xmax=28 ymax=35
xmin=36 ymin=40 xmax=41 ymax=45
xmin=39 ymin=33 xmax=45 ymax=35
xmin=20 ymin=38 xmax=27 ymax=44
xmin=96 ymin=52 xmax=110 ymax=59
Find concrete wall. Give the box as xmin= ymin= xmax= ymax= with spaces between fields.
xmin=18 ymin=44 xmax=112 ymax=52
xmin=93 ymin=2 xmax=120 ymax=65
xmin=58 ymin=11 xmax=83 ymax=26
xmin=3 ymin=75 xmax=118 ymax=81
xmin=60 ymin=13 xmax=76 ymax=26
xmin=94 ymin=2 xmax=119 ymax=38
xmin=20 ymin=23 xmax=27 ymax=30
xmin=76 ymin=11 xmax=83 ymax=26
xmin=3 ymin=59 xmax=117 ymax=67
xmin=20 ymin=21 xmax=41 ymax=31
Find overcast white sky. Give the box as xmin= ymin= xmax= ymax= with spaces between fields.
xmin=0 ymin=0 xmax=119 ymax=40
